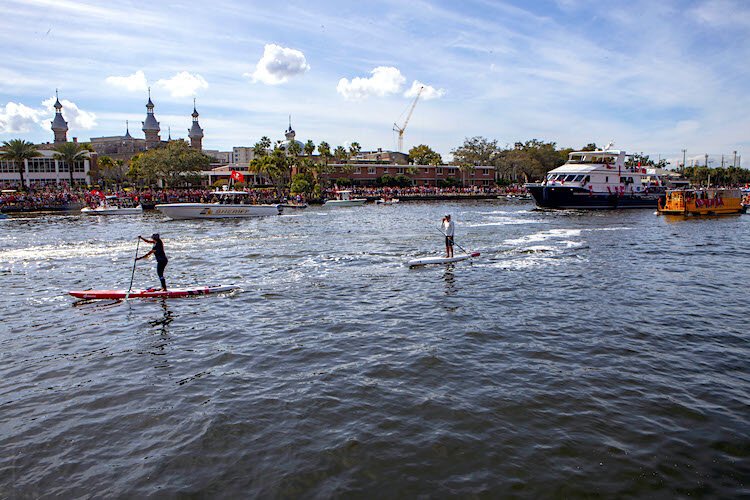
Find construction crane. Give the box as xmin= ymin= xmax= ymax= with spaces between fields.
xmin=393 ymin=85 xmax=424 ymax=153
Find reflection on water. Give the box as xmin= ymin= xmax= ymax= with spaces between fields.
xmin=1 ymin=203 xmax=749 ymax=497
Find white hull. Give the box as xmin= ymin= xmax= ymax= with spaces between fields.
xmin=81 ymin=205 xmax=143 ymax=215
xmin=407 ymin=252 xmax=480 ymax=267
xmin=376 ymin=198 xmax=399 ymax=205
xmin=324 ymin=199 xmax=367 ymax=207
xmin=155 ymin=203 xmax=281 ymax=219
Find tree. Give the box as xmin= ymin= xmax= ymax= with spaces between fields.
xmin=98 ymin=156 xmax=128 ymax=186
xmin=129 ymin=140 xmax=210 ymax=187
xmin=251 ymin=148 xmax=291 ymax=196
xmin=451 ymin=136 xmax=499 ymax=167
xmin=290 ymin=172 xmax=313 ymax=197
xmin=333 ymin=145 xmax=348 ymax=163
xmin=304 ymin=140 xmax=316 ymax=156
xmin=253 ymin=136 xmax=271 ymax=158
xmin=408 ymin=144 xmax=442 ymax=165
xmin=1 ymin=139 xmax=40 ymax=189
xmin=53 ymin=141 xmax=90 ymax=186
xmin=349 ymin=141 xmax=361 ymax=158
xmin=287 ymin=140 xmax=302 ymax=157
xmin=581 ymin=143 xmax=598 ymax=151
xmin=318 ymin=141 xmax=331 ymax=165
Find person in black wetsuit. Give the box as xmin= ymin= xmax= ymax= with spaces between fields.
xmin=137 ymin=233 xmax=168 ymax=290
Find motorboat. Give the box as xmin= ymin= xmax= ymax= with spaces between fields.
xmin=525 ymin=145 xmax=679 ymax=209
xmin=155 ymin=190 xmax=281 ymax=219
xmin=657 ymin=188 xmax=745 ymax=216
xmin=324 ymin=190 xmax=367 ymax=207
xmin=81 ymin=196 xmax=143 ymax=215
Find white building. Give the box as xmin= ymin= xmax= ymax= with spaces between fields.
xmin=0 ymin=149 xmax=91 ymax=187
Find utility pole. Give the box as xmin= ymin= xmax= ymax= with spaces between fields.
xmin=705 ymin=153 xmax=709 ymax=168
xmin=682 ymin=149 xmax=687 ymax=169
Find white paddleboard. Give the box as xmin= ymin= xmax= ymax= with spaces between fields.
xmin=407 ymin=252 xmax=480 ymax=267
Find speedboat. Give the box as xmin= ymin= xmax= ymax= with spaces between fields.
xmin=324 ymin=190 xmax=367 ymax=207
xmin=525 ymin=145 xmax=679 ymax=209
xmin=81 ymin=196 xmax=143 ymax=215
xmin=155 ymin=190 xmax=281 ymax=219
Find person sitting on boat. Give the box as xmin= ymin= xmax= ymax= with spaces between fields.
xmin=136 ymin=234 xmax=168 ymax=291
xmin=442 ymin=214 xmax=455 ymax=258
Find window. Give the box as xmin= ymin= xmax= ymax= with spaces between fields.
xmin=437 ymin=167 xmax=443 ymax=174
xmin=0 ymin=160 xmax=16 ymax=173
xmin=573 ymin=175 xmax=584 ymax=181
xmin=483 ymin=180 xmax=490 ymax=186
xmin=565 ymin=175 xmax=576 ymax=181
xmin=368 ymin=167 xmax=376 ymax=174
xmin=383 ymin=167 xmax=388 ymax=174
xmin=58 ymin=161 xmax=69 ymax=172
xmin=73 ymin=161 xmax=86 ymax=173
xmin=397 ymin=168 xmax=405 ymax=174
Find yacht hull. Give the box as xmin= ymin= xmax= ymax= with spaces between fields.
xmin=156 ymin=203 xmax=281 ymax=219
xmin=527 ymin=185 xmax=658 ymax=209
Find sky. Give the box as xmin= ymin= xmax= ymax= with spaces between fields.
xmin=1 ymin=0 xmax=749 ymax=166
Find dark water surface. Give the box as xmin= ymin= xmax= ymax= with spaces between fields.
xmin=1 ymin=201 xmax=749 ymax=497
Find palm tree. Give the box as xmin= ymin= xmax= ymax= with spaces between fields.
xmin=53 ymin=141 xmax=89 ymax=186
xmin=1 ymin=139 xmax=40 ymax=190
xmin=304 ymin=140 xmax=316 ymax=156
xmin=318 ymin=141 xmax=331 ymax=166
xmin=333 ymin=145 xmax=348 ymax=163
xmin=349 ymin=141 xmax=361 ymax=159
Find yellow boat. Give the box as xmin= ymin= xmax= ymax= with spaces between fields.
xmin=657 ymin=188 xmax=746 ymax=216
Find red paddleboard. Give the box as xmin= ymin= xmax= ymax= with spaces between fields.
xmin=68 ymin=284 xmax=239 ymax=300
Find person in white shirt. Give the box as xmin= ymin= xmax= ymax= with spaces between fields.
xmin=442 ymin=214 xmax=454 ymax=257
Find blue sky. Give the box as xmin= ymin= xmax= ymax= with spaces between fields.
xmin=1 ymin=0 xmax=749 ymax=166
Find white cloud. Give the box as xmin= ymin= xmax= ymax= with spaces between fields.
xmin=247 ymin=44 xmax=310 ymax=85
xmin=337 ymin=66 xmax=406 ymax=101
xmin=0 ymin=102 xmax=46 ymax=133
xmin=41 ymin=97 xmax=97 ymax=130
xmin=105 ymin=70 xmax=148 ymax=92
xmin=404 ymin=80 xmax=446 ymax=100
xmin=156 ymin=71 xmax=209 ymax=97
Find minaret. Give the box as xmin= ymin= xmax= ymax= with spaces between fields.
xmin=51 ymin=89 xmax=68 ymax=144
xmin=124 ymin=120 xmax=132 ymax=139
xmin=188 ymin=98 xmax=204 ymax=150
xmin=141 ymin=88 xmax=161 ymax=148
xmin=168 ymin=126 xmax=172 ymax=141
xmin=285 ymin=115 xmax=295 ymax=142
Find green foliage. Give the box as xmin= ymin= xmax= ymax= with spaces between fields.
xmin=253 ymin=136 xmax=271 ymax=157
xmin=349 ymin=142 xmax=361 ymax=158
xmin=334 ymin=177 xmax=352 ymax=186
xmin=290 ymin=173 xmax=313 ymax=196
xmin=437 ymin=177 xmax=460 ymax=188
xmin=129 ymin=140 xmax=210 ymax=187
xmin=494 ymin=139 xmax=566 ymax=182
xmin=97 ymin=155 xmax=128 ymax=186
xmin=318 ymin=141 xmax=331 ymax=164
xmin=213 ymin=179 xmax=229 ymax=187
xmin=1 ymin=139 xmax=41 ymax=189
xmin=581 ymin=143 xmax=598 ymax=151
xmin=304 ymin=140 xmax=316 ymax=156
xmin=53 ymin=141 xmax=89 ymax=186
xmin=408 ymin=144 xmax=442 ymax=165
xmin=333 ymin=145 xmax=348 ymax=162
xmin=451 ymin=136 xmax=499 ymax=166
xmin=251 ymin=148 xmax=291 ymax=196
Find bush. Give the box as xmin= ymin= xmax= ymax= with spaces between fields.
xmin=437 ymin=177 xmax=459 ymax=188
xmin=213 ymin=179 xmax=229 ymax=188
xmin=335 ymin=177 xmax=352 ymax=186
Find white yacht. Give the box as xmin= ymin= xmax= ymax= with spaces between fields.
xmin=155 ymin=191 xmax=281 ymax=219
xmin=324 ymin=190 xmax=367 ymax=207
xmin=526 ymin=147 xmax=669 ymax=209
xmin=81 ymin=196 xmax=143 ymax=215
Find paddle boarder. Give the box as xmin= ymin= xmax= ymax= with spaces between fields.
xmin=442 ymin=214 xmax=454 ymax=258
xmin=137 ymin=234 xmax=168 ymax=291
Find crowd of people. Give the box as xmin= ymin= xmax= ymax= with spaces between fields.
xmin=0 ymin=183 xmax=529 ymax=211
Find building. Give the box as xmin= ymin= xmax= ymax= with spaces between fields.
xmin=142 ymin=89 xmax=161 ymax=148
xmin=51 ymin=90 xmax=68 ymax=144
xmin=188 ymin=99 xmax=204 ymax=150
xmin=89 ymin=121 xmax=148 ymax=161
xmin=352 ymin=148 xmax=409 ymax=165
xmin=231 ymin=147 xmax=256 ymax=164
xmin=321 ymin=163 xmax=496 ymax=187
xmin=0 ymin=147 xmax=92 ymax=187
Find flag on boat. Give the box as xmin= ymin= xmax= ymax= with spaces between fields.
xmin=90 ymin=189 xmax=104 ymax=199
xmin=230 ymin=170 xmax=244 ymax=183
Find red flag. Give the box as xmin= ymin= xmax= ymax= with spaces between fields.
xmin=230 ymin=170 xmax=244 ymax=183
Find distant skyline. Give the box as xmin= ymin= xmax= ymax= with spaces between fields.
xmin=1 ymin=0 xmax=749 ymax=166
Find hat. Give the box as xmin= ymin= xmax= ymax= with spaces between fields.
xmin=445 ymin=214 xmax=451 ymax=218
xmin=151 ymin=233 xmax=160 ymax=240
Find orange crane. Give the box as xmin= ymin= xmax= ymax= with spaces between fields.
xmin=393 ymin=86 xmax=424 ymax=152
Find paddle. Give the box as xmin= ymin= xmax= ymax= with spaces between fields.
xmin=437 ymin=226 xmax=476 ymax=256
xmin=125 ymin=237 xmax=140 ymax=300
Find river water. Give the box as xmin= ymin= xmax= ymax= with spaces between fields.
xmin=1 ymin=201 xmax=748 ymax=497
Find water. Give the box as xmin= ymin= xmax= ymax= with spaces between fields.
xmin=1 ymin=201 xmax=749 ymax=497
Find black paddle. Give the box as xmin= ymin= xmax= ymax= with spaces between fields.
xmin=437 ymin=226 xmax=477 ymax=257
xmin=125 ymin=237 xmax=140 ymax=300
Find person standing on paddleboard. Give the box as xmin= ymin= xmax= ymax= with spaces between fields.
xmin=137 ymin=234 xmax=168 ymax=291
xmin=442 ymin=214 xmax=454 ymax=258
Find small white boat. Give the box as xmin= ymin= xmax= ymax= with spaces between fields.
xmin=81 ymin=196 xmax=143 ymax=215
xmin=376 ymin=198 xmax=399 ymax=205
xmin=156 ymin=190 xmax=281 ymax=220
xmin=407 ymin=252 xmax=480 ymax=267
xmin=324 ymin=190 xmax=367 ymax=207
